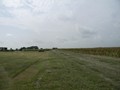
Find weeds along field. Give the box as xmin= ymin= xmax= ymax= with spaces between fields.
xmin=0 ymin=51 xmax=120 ymax=90
xmin=61 ymin=47 xmax=120 ymax=58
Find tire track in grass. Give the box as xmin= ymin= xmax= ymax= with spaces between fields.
xmin=12 ymin=60 xmax=40 ymax=78
xmin=13 ymin=59 xmax=51 ymax=90
xmin=0 ymin=66 xmax=13 ymax=90
xmin=51 ymin=51 xmax=113 ymax=90
xmin=57 ymin=50 xmax=120 ymax=72
xmin=53 ymin=50 xmax=120 ymax=90
xmin=13 ymin=59 xmax=47 ymax=81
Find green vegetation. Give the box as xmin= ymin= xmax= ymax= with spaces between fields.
xmin=61 ymin=47 xmax=120 ymax=58
xmin=0 ymin=50 xmax=120 ymax=90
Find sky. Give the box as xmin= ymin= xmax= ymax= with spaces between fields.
xmin=0 ymin=0 xmax=120 ymax=49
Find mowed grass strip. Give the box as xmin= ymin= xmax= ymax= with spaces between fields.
xmin=0 ymin=66 xmax=12 ymax=90
xmin=55 ymin=50 xmax=120 ymax=89
xmin=0 ymin=51 xmax=120 ymax=90
xmin=0 ymin=51 xmax=51 ymax=90
xmin=0 ymin=52 xmax=49 ymax=78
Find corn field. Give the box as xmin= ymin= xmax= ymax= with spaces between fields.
xmin=61 ymin=47 xmax=120 ymax=58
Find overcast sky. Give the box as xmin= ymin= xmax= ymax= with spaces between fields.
xmin=0 ymin=0 xmax=120 ymax=48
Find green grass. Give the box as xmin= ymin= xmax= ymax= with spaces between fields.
xmin=0 ymin=51 xmax=120 ymax=90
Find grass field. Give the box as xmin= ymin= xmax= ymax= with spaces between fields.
xmin=0 ymin=50 xmax=120 ymax=90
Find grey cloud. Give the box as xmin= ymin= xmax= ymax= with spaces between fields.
xmin=75 ymin=26 xmax=97 ymax=39
xmin=0 ymin=5 xmax=12 ymax=17
xmin=0 ymin=41 xmax=4 ymax=45
xmin=59 ymin=16 xmax=74 ymax=22
xmin=56 ymin=38 xmax=69 ymax=44
xmin=81 ymin=30 xmax=97 ymax=38
xmin=0 ymin=0 xmax=120 ymax=48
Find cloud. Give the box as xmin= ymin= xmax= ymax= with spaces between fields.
xmin=0 ymin=0 xmax=56 ymax=32
xmin=6 ymin=33 xmax=13 ymax=37
xmin=81 ymin=30 xmax=97 ymax=38
xmin=0 ymin=41 xmax=4 ymax=45
xmin=2 ymin=0 xmax=22 ymax=8
xmin=2 ymin=0 xmax=55 ymax=13
xmin=76 ymin=26 xmax=97 ymax=39
xmin=0 ymin=0 xmax=120 ymax=48
xmin=26 ymin=0 xmax=54 ymax=12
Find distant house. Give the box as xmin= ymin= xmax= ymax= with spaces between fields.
xmin=0 ymin=47 xmax=7 ymax=51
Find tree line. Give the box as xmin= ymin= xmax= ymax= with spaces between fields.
xmin=0 ymin=46 xmax=58 ymax=52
